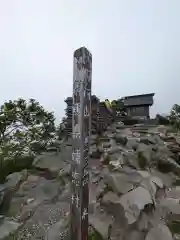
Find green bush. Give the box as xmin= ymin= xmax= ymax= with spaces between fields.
xmin=0 ymin=155 xmax=34 ymax=183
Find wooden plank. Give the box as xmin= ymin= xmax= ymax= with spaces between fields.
xmin=70 ymin=47 xmax=92 ymax=240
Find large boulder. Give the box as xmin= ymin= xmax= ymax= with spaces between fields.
xmin=126 ymin=137 xmax=139 ymax=150
xmin=104 ymin=173 xmax=142 ymax=195
xmin=33 ymin=152 xmax=65 ymax=175
xmin=89 ymin=213 xmax=113 ymax=240
xmin=146 ymin=224 xmax=173 ymax=240
xmin=136 ymin=143 xmax=153 ymax=168
xmin=101 ymin=192 xmax=128 ymax=226
xmin=0 ymin=218 xmax=21 ymax=240
xmin=119 ymin=186 xmax=153 ymax=224
xmin=5 ymin=169 xmax=28 ymax=191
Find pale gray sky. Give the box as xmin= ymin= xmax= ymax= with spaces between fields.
xmin=0 ymin=0 xmax=179 ymax=122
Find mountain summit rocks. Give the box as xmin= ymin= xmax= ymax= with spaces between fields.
xmin=1 ymin=123 xmax=180 ymax=239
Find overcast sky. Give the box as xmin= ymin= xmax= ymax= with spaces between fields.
xmin=0 ymin=0 xmax=179 ymax=122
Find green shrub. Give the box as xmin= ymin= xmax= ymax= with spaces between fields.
xmin=0 ymin=155 xmax=34 ymax=183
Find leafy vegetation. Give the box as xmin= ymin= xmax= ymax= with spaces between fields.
xmin=0 ymin=98 xmax=57 ymax=181
xmin=169 ymin=104 xmax=180 ymax=130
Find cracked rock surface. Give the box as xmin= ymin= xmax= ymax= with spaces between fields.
xmin=1 ymin=123 xmax=180 ymax=239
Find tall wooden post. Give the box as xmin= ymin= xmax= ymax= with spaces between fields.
xmin=70 ymin=47 xmax=92 ymax=240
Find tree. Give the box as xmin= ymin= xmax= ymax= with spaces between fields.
xmin=56 ymin=117 xmax=68 ymax=140
xmin=0 ymin=98 xmax=56 ymax=159
xmin=169 ymin=104 xmax=180 ymax=130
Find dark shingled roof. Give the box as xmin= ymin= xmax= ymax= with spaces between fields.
xmin=122 ymin=93 xmax=155 ymax=107
xmin=123 ymin=93 xmax=155 ymax=99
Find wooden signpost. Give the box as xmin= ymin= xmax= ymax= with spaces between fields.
xmin=70 ymin=47 xmax=92 ymax=240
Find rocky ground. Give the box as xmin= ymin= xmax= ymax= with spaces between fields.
xmin=1 ymin=122 xmax=180 ymax=239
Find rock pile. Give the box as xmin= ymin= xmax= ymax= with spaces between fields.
xmin=1 ymin=122 xmax=180 ymax=239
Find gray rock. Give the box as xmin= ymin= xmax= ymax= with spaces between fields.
xmin=5 ymin=169 xmax=28 ymax=190
xmin=145 ymin=224 xmax=173 ymax=240
xmin=33 ymin=152 xmax=64 ymax=175
xmin=90 ymin=134 xmax=98 ymax=145
xmin=58 ymin=163 xmax=71 ymax=178
xmin=100 ymin=152 xmax=110 ymax=165
xmin=104 ymin=173 xmax=135 ymax=195
xmin=174 ymin=234 xmax=180 ymax=240
xmin=108 ymin=145 xmax=123 ymax=155
xmin=137 ymin=170 xmax=151 ymax=178
xmin=0 ymin=219 xmax=21 ymax=239
xmin=17 ymin=201 xmax=69 ymax=239
xmin=157 ymin=145 xmax=174 ymax=158
xmin=150 ymin=176 xmax=164 ymax=188
xmin=102 ymin=192 xmax=128 ymax=227
xmin=89 ymin=213 xmax=113 ymax=239
xmin=115 ymin=121 xmax=125 ymax=128
xmin=2 ymin=122 xmax=180 ymax=239
xmin=119 ymin=186 xmax=153 ymax=224
xmin=109 ymin=152 xmax=127 ymax=168
xmin=160 ymin=198 xmax=180 ymax=215
xmin=65 ymin=137 xmax=72 ymax=146
xmin=101 ymin=141 xmax=112 ymax=149
xmin=151 ymin=170 xmax=175 ymax=187
xmin=137 ymin=143 xmax=153 ymax=164
xmin=126 ymin=137 xmax=139 ymax=150
xmin=47 ymin=217 xmax=69 ymax=240
xmin=136 ymin=211 xmax=153 ymax=231
xmin=123 ymin=150 xmax=140 ymax=169
xmin=167 ymin=186 xmax=180 ymax=199
xmin=95 ymin=180 xmax=106 ymax=200
xmin=114 ymin=134 xmax=127 ymax=146
xmin=140 ymin=178 xmax=157 ymax=199
xmin=7 ymin=175 xmax=63 ymax=220
xmin=140 ymin=176 xmax=163 ymax=201
xmin=153 ymin=135 xmax=165 ymax=146
xmin=106 ymin=125 xmax=117 ymax=134
xmin=123 ymin=230 xmax=145 ymax=240
xmin=140 ymin=135 xmax=157 ymax=145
